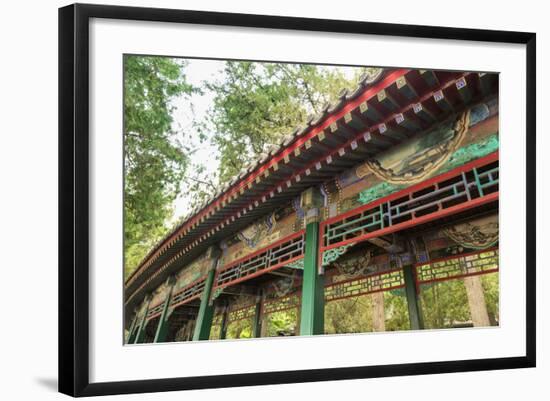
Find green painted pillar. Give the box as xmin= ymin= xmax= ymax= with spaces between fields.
xmin=300 ymin=219 xmax=325 ymax=335
xmin=127 ymin=326 xmax=139 ymax=344
xmin=133 ymin=294 xmax=152 ymax=344
xmin=153 ymin=277 xmax=176 ymax=343
xmin=403 ymin=265 xmax=424 ymax=330
xmin=252 ymin=294 xmax=263 ymax=338
xmin=125 ymin=310 xmax=138 ymax=344
xmin=219 ymin=306 xmax=228 ymax=340
xmin=193 ymin=247 xmax=220 ymax=341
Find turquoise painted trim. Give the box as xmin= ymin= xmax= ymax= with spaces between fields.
xmin=321 ymin=243 xmax=356 ymax=266
xmin=358 ymin=182 xmax=401 ymax=205
xmin=357 ymin=133 xmax=499 ymax=206
xmin=287 ymin=259 xmax=304 ymax=270
xmin=441 ymin=133 xmax=499 ymax=174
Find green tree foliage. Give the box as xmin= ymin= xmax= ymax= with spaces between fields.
xmin=324 ymin=291 xmax=410 ymax=334
xmin=264 ymin=309 xmax=298 ymax=337
xmin=481 ymin=273 xmax=499 ymax=324
xmin=420 ymin=279 xmax=472 ymax=329
xmin=325 ymin=296 xmax=374 ymax=334
xmin=206 ymin=62 xmax=367 ymax=183
xmin=123 ymin=59 xmax=372 ymax=273
xmin=384 ymin=290 xmax=410 ymax=331
xmin=225 ymin=318 xmax=253 ymax=339
xmin=209 ymin=322 xmax=222 ymax=340
xmin=417 ymin=274 xmax=500 ymax=329
xmin=124 ymin=56 xmax=196 ymax=278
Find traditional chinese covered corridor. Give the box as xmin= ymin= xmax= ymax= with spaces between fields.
xmin=125 ymin=68 xmax=500 ymax=344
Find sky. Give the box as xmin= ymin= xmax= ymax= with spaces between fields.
xmin=167 ymin=58 xmax=365 ymax=223
xmin=169 ymin=59 xmax=226 ymax=221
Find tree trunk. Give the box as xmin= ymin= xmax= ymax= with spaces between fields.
xmin=463 ymin=275 xmax=490 ymax=327
xmin=371 ymin=292 xmax=386 ymax=332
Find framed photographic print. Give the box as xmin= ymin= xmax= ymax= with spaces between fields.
xmin=58 ymin=3 xmax=536 ymax=397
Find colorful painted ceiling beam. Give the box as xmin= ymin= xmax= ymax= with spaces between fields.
xmin=319 ymin=151 xmax=499 ymax=255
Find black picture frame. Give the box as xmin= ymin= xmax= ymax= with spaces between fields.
xmin=58 ymin=3 xmax=536 ymax=397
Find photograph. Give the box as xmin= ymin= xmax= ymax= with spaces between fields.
xmin=123 ymin=57 xmax=500 ymax=344
xmin=0 ymin=0 xmax=542 ymax=398
xmin=53 ymin=1 xmax=537 ymax=397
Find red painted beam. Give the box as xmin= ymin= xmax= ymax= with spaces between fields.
xmin=218 ymin=229 xmax=305 ymax=273
xmin=321 ymin=191 xmax=498 ymax=253
xmin=321 ymin=151 xmax=498 ymax=228
xmin=170 ymin=293 xmax=202 ymax=311
xmin=213 ymin=254 xmax=304 ymax=291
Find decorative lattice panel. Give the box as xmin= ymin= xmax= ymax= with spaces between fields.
xmin=170 ymin=277 xmax=206 ymax=308
xmin=147 ymin=302 xmax=165 ymax=319
xmin=416 ymin=248 xmax=499 ymax=284
xmin=325 ymin=269 xmax=405 ymax=302
xmin=263 ymin=294 xmax=301 ymax=315
xmin=321 ymin=153 xmax=499 ymax=251
xmin=215 ymin=231 xmax=305 ymax=288
xmin=227 ymin=304 xmax=257 ymax=323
